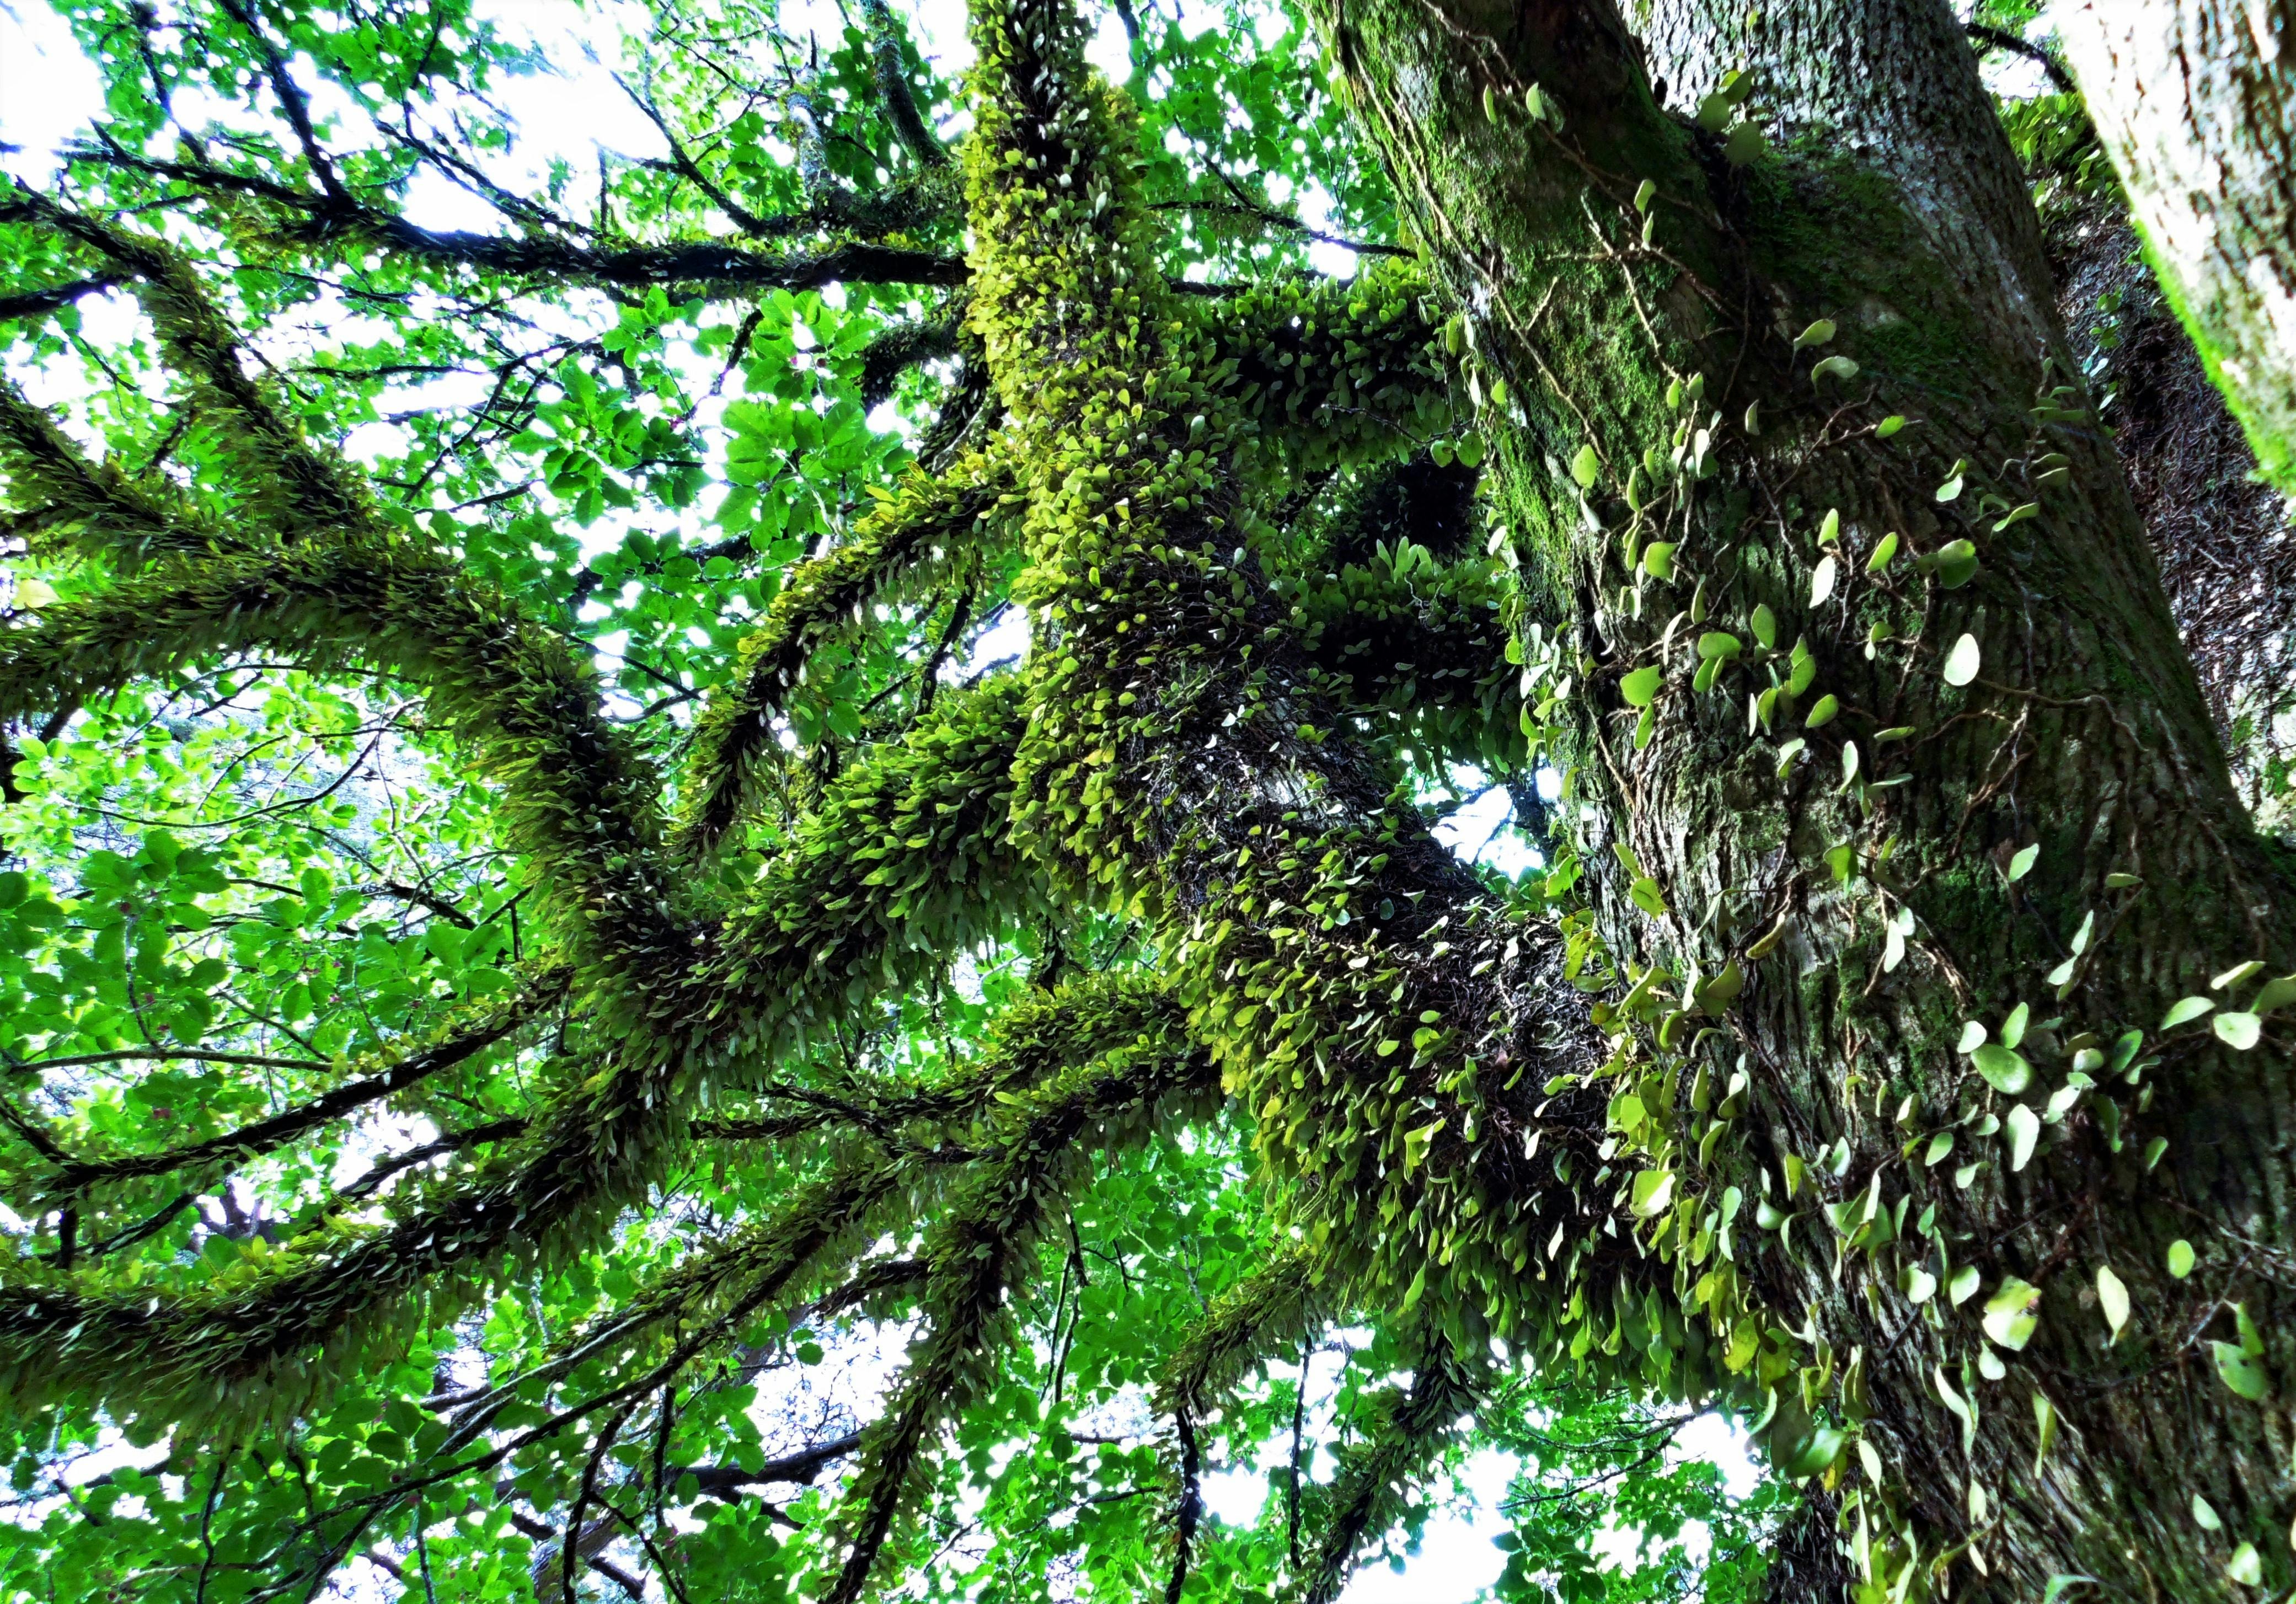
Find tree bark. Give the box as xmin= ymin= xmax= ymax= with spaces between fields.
xmin=1316 ymin=0 xmax=2296 ymax=1595
xmin=2058 ymin=0 xmax=2296 ymax=494
xmin=2046 ymin=202 xmax=2296 ymax=815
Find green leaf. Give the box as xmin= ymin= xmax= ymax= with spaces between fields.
xmin=2214 ymin=1011 xmax=2263 ymax=1050
xmin=2095 ymin=1264 xmax=2129 ymax=1340
xmin=2168 ymin=1239 xmax=2196 ymax=1279
xmin=1570 ymin=443 xmax=1601 ymax=488
xmin=1722 ymin=121 xmax=1768 ymax=165
xmin=2212 ymin=1341 xmax=2270 ymax=1400
xmin=1933 ymin=538 xmax=1981 ymax=587
xmin=1983 ymin=1277 xmax=2041 ymax=1350
xmin=1792 ymin=318 xmax=1837 ymax=350
xmin=2162 ymin=996 xmax=2216 ymax=1029
xmin=2251 ymin=974 xmax=2296 ymax=1015
xmin=1971 ymin=1044 xmax=2032 ymax=1095
xmin=2008 ymin=843 xmax=2039 ymax=882
xmin=1950 ymin=1265 xmax=1982 ymax=1306
xmin=1621 ymin=665 xmax=1665 ymax=707
xmin=1942 ymin=632 xmax=1981 ymax=687
xmin=1629 ymin=878 xmax=1668 ymax=917
xmin=2227 ymin=1543 xmax=2263 ymax=1586
xmin=1778 ymin=1422 xmax=1845 ymax=1478
xmin=2005 ymin=1102 xmax=2040 ymax=1171
xmin=1630 ymin=1169 xmax=1676 ymax=1218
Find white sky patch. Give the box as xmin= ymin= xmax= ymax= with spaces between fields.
xmin=1339 ymin=1446 xmax=1517 ymax=1603
xmin=1433 ymin=772 xmax=1543 ymax=879
xmin=0 ymin=1 xmax=105 ymax=179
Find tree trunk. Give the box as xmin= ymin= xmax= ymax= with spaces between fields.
xmin=1314 ymin=0 xmax=2296 ymax=1595
xmin=2058 ymin=0 xmax=2296 ymax=495
xmin=2046 ymin=202 xmax=2296 ymax=818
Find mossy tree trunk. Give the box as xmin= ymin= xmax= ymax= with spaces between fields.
xmin=2059 ymin=0 xmax=2296 ymax=496
xmin=1315 ymin=0 xmax=2296 ymax=1595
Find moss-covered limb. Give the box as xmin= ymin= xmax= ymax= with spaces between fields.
xmin=316 ymin=1117 xmax=531 ymax=1211
xmin=2057 ymin=1 xmax=2296 ymax=493
xmin=1284 ymin=539 xmax=1521 ymax=757
xmin=1159 ymin=1242 xmax=1326 ymax=1420
xmin=826 ymin=1030 xmax=1221 ymax=1602
xmin=1291 ymin=1327 xmax=1484 ymax=1604
xmin=0 ymin=275 xmax=123 ymax=324
xmin=783 ymin=970 xmax=1189 ymax=1136
xmin=7 ymin=969 xmax=568 ymax=1202
xmin=0 ymin=378 xmax=221 ymax=563
xmin=1185 ymin=270 xmax=1454 ymax=478
xmin=960 ymin=0 xmax=1623 ymax=1378
xmin=617 ymin=982 xmax=1191 ymax=1361
xmin=543 ymin=1155 xmax=903 ymax=1384
xmin=489 ymin=981 xmax=1180 ymax=1417
xmin=862 ymin=0 xmax=952 ymax=169
xmin=704 ymin=673 xmax=1038 ymax=1029
xmin=675 ymin=451 xmax=1014 ymax=854
xmin=0 ymin=672 xmax=1051 ymax=1427
xmin=859 ymin=311 xmax=968 ymax=409
xmin=13 ymin=196 xmax=377 ymax=537
xmin=0 ymin=539 xmax=676 ymax=987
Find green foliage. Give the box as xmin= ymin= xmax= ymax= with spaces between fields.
xmin=0 ymin=0 xmax=1805 ymax=1599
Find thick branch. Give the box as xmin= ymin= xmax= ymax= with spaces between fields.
xmin=675 ymin=453 xmax=1013 ymax=853
xmin=828 ymin=1030 xmax=1220 ymax=1602
xmin=17 ymin=979 xmax=559 ymax=1197
xmin=2059 ymin=0 xmax=2296 ymax=491
xmin=674 ymin=1431 xmax=860 ymax=1496
xmin=0 ymin=276 xmax=123 ymax=323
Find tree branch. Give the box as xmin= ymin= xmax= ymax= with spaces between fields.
xmin=672 ymin=1430 xmax=862 ymax=1496
xmin=1965 ymin=21 xmax=2075 ymax=97
xmin=14 ymin=981 xmax=558 ymax=1197
xmin=0 ymin=276 xmax=124 ymax=323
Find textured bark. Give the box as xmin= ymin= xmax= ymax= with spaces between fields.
xmin=1319 ymin=0 xmax=2296 ymax=1595
xmin=2048 ymin=204 xmax=2296 ymax=817
xmin=2058 ymin=0 xmax=2296 ymax=492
